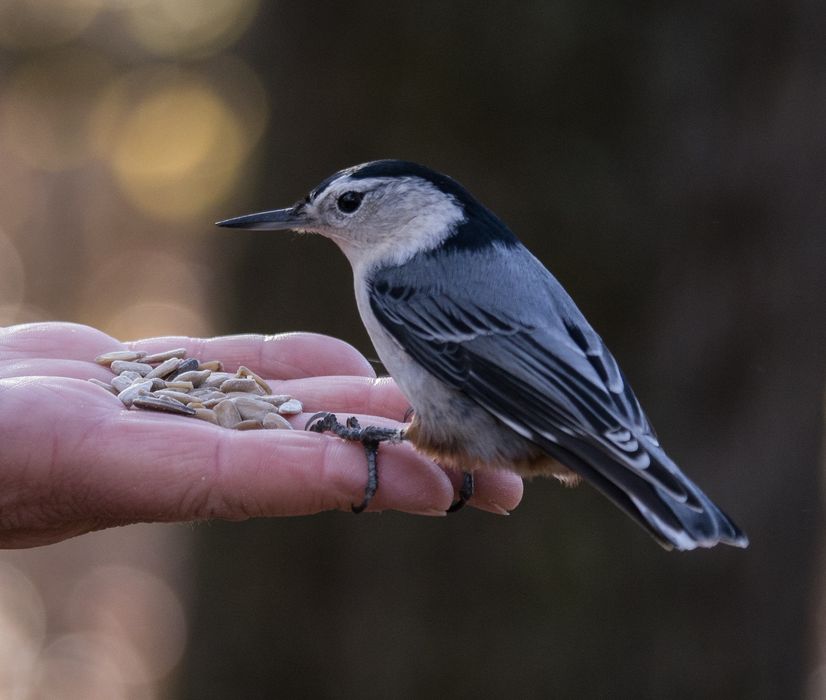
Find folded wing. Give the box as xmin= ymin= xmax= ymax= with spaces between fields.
xmin=369 ymin=246 xmax=748 ymax=550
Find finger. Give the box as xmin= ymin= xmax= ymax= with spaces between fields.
xmin=0 ymin=322 xmax=121 ymax=361
xmin=0 ymin=378 xmax=453 ymax=536
xmin=445 ymin=469 xmax=524 ymax=515
xmin=0 ymin=358 xmax=114 ymax=381
xmin=0 ymin=323 xmax=377 ymax=381
xmin=76 ymin=417 xmax=454 ymax=519
xmin=268 ymin=375 xmax=410 ymax=421
xmin=127 ymin=332 xmax=376 ymax=379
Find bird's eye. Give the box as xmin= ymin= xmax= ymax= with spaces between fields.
xmin=336 ymin=191 xmax=364 ymax=214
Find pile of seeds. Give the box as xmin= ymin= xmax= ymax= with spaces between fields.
xmin=89 ymin=348 xmax=301 ymax=430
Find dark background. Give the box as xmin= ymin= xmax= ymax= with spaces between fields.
xmin=186 ymin=3 xmax=825 ymax=699
xmin=0 ymin=2 xmax=823 ymax=698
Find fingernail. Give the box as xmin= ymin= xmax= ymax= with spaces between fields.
xmin=407 ymin=507 xmax=448 ymax=517
xmin=476 ymin=500 xmax=510 ymax=516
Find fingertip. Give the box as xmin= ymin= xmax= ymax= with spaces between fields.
xmin=464 ymin=470 xmax=524 ymax=514
xmin=0 ymin=322 xmax=123 ymax=360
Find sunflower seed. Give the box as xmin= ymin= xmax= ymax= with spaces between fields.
xmin=173 ymin=370 xmax=211 ymax=387
xmin=132 ymin=395 xmax=196 ymax=416
xmin=168 ymin=357 xmax=200 ymax=378
xmin=95 ymin=350 xmax=147 ymax=366
xmin=278 ymin=399 xmax=303 ymax=415
xmin=235 ymin=419 xmax=264 ymax=430
xmin=258 ymin=394 xmax=292 ymax=407
xmin=262 ymin=413 xmax=293 ymax=430
xmin=214 ymin=399 xmax=243 ymax=428
xmin=189 ymin=389 xmax=227 ymax=402
xmin=117 ymin=379 xmax=153 ymax=407
xmin=193 ymin=407 xmax=218 ymax=424
xmin=163 ymin=380 xmax=195 ymax=392
xmin=222 ymin=391 xmax=270 ymax=400
xmin=232 ymin=396 xmax=278 ymax=421
xmin=141 ymin=348 xmax=188 ymax=364
xmin=236 ymin=366 xmax=272 ymax=393
xmin=111 ymin=374 xmax=135 ymax=393
xmin=145 ymin=357 xmax=182 ymax=379
xmin=110 ymin=360 xmax=153 ymax=375
xmin=203 ymin=372 xmax=235 ymax=388
xmin=154 ymin=389 xmax=197 ymax=404
xmin=198 ymin=360 xmax=223 ymax=372
xmin=219 ymin=377 xmax=263 ymax=394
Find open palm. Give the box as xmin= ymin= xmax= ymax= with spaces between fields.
xmin=0 ymin=322 xmax=522 ymax=548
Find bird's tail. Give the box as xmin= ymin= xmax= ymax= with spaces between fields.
xmin=541 ymin=436 xmax=748 ymax=551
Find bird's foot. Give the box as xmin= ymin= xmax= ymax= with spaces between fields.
xmin=447 ymin=471 xmax=475 ymax=513
xmin=305 ymin=412 xmax=404 ymax=513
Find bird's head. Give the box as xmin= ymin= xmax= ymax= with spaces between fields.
xmin=217 ymin=160 xmax=510 ymax=268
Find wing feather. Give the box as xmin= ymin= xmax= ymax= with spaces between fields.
xmin=368 ymin=250 xmax=747 ymax=550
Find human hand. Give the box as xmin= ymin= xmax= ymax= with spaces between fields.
xmin=0 ymin=322 xmax=523 ymax=548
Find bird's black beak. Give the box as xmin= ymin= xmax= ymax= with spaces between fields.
xmin=215 ymin=205 xmax=309 ymax=231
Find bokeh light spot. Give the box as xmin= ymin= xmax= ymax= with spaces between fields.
xmin=32 ymin=633 xmax=134 ymax=700
xmin=0 ymin=151 xmax=42 ymax=232
xmin=117 ymin=86 xmax=230 ymax=179
xmin=104 ymin=301 xmax=212 ymax=341
xmin=0 ymin=0 xmax=103 ymax=50
xmin=0 ymin=562 xmax=46 ymax=698
xmin=67 ymin=565 xmax=188 ymax=682
xmin=78 ymin=249 xmax=212 ymax=337
xmin=0 ymin=304 xmax=49 ymax=327
xmin=1 ymin=49 xmax=115 ymax=171
xmin=100 ymin=68 xmax=251 ymax=221
xmin=124 ymin=0 xmax=260 ymax=58
xmin=0 ymin=229 xmax=26 ymax=318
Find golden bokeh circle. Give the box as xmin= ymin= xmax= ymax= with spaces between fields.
xmin=124 ymin=0 xmax=260 ymax=58
xmin=1 ymin=48 xmax=115 ymax=171
xmin=0 ymin=0 xmax=103 ymax=50
xmin=90 ymin=63 xmax=267 ymax=222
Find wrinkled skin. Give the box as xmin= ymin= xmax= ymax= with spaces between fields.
xmin=0 ymin=322 xmax=523 ymax=548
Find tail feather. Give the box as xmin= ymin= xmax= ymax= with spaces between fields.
xmin=540 ymin=436 xmax=748 ymax=551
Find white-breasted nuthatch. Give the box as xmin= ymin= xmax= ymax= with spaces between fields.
xmin=218 ymin=160 xmax=748 ymax=551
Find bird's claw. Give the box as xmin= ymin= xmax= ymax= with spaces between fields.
xmin=447 ymin=471 xmax=475 ymax=513
xmin=305 ymin=411 xmax=403 ymax=513
xmin=307 ymin=411 xmax=472 ymax=516
xmin=305 ymin=411 xmax=337 ymax=433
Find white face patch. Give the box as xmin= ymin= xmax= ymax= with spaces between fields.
xmin=302 ymin=175 xmax=466 ymax=271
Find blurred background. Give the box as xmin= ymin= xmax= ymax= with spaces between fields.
xmin=0 ymin=1 xmax=824 ymax=698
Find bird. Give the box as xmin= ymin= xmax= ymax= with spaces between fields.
xmin=217 ymin=159 xmax=748 ymax=551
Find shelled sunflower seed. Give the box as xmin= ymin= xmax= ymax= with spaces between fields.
xmin=92 ymin=348 xmax=302 ymax=430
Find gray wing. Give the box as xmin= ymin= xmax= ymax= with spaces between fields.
xmin=369 ymin=245 xmax=747 ymax=550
